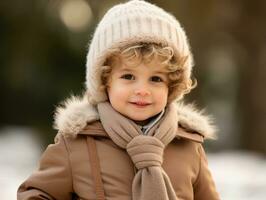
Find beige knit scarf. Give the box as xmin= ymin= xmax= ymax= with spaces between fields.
xmin=97 ymin=102 xmax=179 ymax=200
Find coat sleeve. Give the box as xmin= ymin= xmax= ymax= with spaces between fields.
xmin=17 ymin=134 xmax=73 ymax=200
xmin=193 ymin=145 xmax=220 ymax=200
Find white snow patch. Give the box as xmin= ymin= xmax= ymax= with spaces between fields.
xmin=0 ymin=126 xmax=41 ymax=200
xmin=208 ymin=151 xmax=266 ymax=200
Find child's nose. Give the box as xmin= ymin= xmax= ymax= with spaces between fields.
xmin=134 ymin=86 xmax=151 ymax=96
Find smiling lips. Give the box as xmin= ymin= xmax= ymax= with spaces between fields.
xmin=130 ymin=101 xmax=152 ymax=107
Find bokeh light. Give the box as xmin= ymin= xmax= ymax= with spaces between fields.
xmin=59 ymin=0 xmax=93 ymax=32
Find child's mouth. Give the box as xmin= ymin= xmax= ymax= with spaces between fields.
xmin=130 ymin=101 xmax=151 ymax=107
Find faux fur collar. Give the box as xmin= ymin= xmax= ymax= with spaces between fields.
xmin=53 ymin=95 xmax=217 ymax=140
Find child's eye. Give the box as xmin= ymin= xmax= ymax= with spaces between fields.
xmin=150 ymin=76 xmax=163 ymax=82
xmin=121 ymin=74 xmax=135 ymax=80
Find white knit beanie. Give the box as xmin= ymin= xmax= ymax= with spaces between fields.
xmin=86 ymin=0 xmax=193 ymax=104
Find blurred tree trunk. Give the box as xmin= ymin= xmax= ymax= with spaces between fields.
xmin=235 ymin=0 xmax=266 ymax=154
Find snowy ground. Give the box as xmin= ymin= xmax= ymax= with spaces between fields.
xmin=0 ymin=127 xmax=42 ymax=200
xmin=208 ymin=151 xmax=266 ymax=200
xmin=1 ymin=126 xmax=266 ymax=200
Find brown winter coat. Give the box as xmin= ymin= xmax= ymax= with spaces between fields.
xmin=17 ymin=97 xmax=220 ymax=200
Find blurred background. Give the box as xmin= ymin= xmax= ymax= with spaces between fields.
xmin=0 ymin=0 xmax=265 ymax=199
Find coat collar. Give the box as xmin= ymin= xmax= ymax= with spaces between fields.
xmin=78 ymin=121 xmax=204 ymax=143
xmin=53 ymin=95 xmax=217 ymax=142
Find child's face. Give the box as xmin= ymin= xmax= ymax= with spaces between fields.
xmin=107 ymin=58 xmax=169 ymax=123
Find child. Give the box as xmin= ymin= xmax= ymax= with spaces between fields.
xmin=18 ymin=0 xmax=220 ymax=199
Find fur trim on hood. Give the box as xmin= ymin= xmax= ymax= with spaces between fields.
xmin=53 ymin=95 xmax=217 ymax=140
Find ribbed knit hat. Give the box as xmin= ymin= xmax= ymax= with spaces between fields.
xmin=86 ymin=0 xmax=193 ymax=104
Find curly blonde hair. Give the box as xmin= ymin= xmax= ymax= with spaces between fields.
xmin=100 ymin=43 xmax=196 ymax=103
